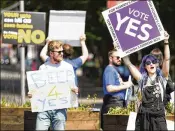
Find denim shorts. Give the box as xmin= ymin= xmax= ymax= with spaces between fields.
xmin=36 ymin=109 xmax=67 ymax=130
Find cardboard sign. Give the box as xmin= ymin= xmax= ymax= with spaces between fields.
xmin=127 ymin=112 xmax=137 ymax=130
xmin=102 ymin=1 xmax=164 ymax=57
xmin=170 ymin=91 xmax=174 ymax=104
xmin=48 ymin=10 xmax=86 ymax=46
xmin=2 ymin=11 xmax=46 ymax=45
xmin=26 ymin=68 xmax=78 ymax=112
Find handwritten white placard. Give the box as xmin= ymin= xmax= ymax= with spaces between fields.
xmin=26 ymin=68 xmax=78 ymax=112
xmin=166 ymin=120 xmax=175 ymax=130
xmin=48 ymin=10 xmax=86 ymax=46
xmin=170 ymin=91 xmax=174 ymax=104
xmin=127 ymin=112 xmax=137 ymax=130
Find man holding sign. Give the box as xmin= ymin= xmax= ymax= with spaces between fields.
xmin=40 ymin=34 xmax=88 ymax=86
xmin=28 ymin=40 xmax=77 ymax=130
xmin=100 ymin=49 xmax=133 ymax=130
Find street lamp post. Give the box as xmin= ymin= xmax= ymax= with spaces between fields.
xmin=20 ymin=0 xmax=26 ymax=105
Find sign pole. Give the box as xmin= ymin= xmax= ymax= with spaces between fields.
xmin=20 ymin=0 xmax=26 ymax=105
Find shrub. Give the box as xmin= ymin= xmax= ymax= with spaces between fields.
xmin=107 ymin=101 xmax=174 ymax=115
xmin=107 ymin=101 xmax=135 ymax=115
xmin=68 ymin=94 xmax=97 ymax=111
xmin=166 ymin=102 xmax=175 ymax=115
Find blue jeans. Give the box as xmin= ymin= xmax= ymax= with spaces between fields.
xmin=36 ymin=109 xmax=67 ymax=130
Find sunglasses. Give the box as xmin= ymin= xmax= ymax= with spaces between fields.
xmin=52 ymin=50 xmax=64 ymax=54
xmin=145 ymin=59 xmax=158 ymax=65
xmin=112 ymin=56 xmax=121 ymax=60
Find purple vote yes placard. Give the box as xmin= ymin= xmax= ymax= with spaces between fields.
xmin=102 ymin=1 xmax=164 ymax=57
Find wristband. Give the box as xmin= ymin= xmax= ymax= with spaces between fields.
xmin=164 ymin=43 xmax=169 ymax=45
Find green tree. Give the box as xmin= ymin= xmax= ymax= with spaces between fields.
xmin=1 ymin=0 xmax=175 ymax=82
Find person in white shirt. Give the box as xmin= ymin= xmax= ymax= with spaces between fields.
xmin=28 ymin=40 xmax=78 ymax=130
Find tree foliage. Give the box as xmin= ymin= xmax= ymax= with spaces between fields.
xmin=1 ymin=0 xmax=175 ymax=82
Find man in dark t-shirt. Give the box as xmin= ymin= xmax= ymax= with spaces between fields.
xmin=101 ymin=49 xmax=133 ymax=130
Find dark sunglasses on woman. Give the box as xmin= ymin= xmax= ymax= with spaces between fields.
xmin=145 ymin=59 xmax=158 ymax=65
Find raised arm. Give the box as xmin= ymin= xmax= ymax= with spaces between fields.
xmin=79 ymin=34 xmax=88 ymax=64
xmin=123 ymin=56 xmax=142 ymax=81
xmin=40 ymin=39 xmax=49 ymax=62
xmin=162 ymin=31 xmax=170 ymax=78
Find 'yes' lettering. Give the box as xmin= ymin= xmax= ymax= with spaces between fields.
xmin=115 ymin=12 xmax=153 ymax=41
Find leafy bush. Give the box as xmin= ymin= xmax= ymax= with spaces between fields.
xmin=166 ymin=102 xmax=175 ymax=115
xmin=107 ymin=101 xmax=135 ymax=115
xmin=107 ymin=101 xmax=174 ymax=115
xmin=0 ymin=97 xmax=31 ymax=108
